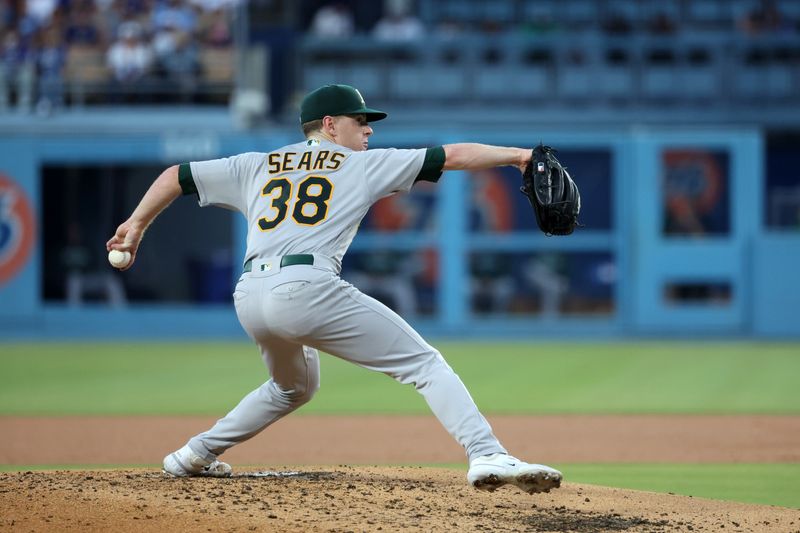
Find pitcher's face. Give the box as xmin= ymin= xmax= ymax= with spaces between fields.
xmin=331 ymin=114 xmax=372 ymax=151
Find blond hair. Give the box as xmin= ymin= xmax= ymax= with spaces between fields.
xmin=301 ymin=119 xmax=323 ymax=137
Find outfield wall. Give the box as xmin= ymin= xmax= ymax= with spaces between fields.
xmin=0 ymin=122 xmax=798 ymax=339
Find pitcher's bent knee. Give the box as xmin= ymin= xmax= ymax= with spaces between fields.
xmin=275 ymin=376 xmax=319 ymax=408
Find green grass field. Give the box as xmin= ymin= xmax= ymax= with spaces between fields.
xmin=1 ymin=341 xmax=798 ymax=508
xmin=561 ymin=463 xmax=800 ymax=510
xmin=2 ymin=341 xmax=799 ymax=415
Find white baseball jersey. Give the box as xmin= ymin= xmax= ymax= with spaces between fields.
xmin=181 ymin=139 xmax=443 ymax=270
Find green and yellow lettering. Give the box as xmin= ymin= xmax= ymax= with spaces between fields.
xmin=328 ymin=152 xmax=346 ymax=170
xmin=267 ymin=153 xmax=281 ymax=174
xmin=281 ymin=152 xmax=296 ymax=172
xmin=297 ymin=151 xmax=313 ymax=171
xmin=313 ymin=150 xmax=330 ymax=170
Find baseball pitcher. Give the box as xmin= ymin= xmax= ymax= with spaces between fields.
xmin=107 ymin=84 xmax=566 ymax=494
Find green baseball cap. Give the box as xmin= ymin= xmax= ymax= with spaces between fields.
xmin=300 ymin=84 xmax=387 ymax=123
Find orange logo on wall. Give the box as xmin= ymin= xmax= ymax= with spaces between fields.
xmin=0 ymin=174 xmax=36 ymax=285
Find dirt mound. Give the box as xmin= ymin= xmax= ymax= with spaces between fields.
xmin=2 ymin=468 xmax=797 ymax=533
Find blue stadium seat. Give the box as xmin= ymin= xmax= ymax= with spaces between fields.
xmin=558 ymin=66 xmax=594 ymax=99
xmin=602 ymin=0 xmax=640 ymax=21
xmin=304 ymin=65 xmax=340 ymax=92
xmin=390 ymin=59 xmax=466 ymax=100
xmin=642 ymin=66 xmax=678 ymax=99
xmin=480 ymin=2 xmax=515 ymax=23
xmin=735 ymin=42 xmax=797 ymax=100
xmin=433 ymin=0 xmax=486 ymax=24
xmin=687 ymin=0 xmax=730 ymax=27
xmin=426 ymin=67 xmax=467 ymax=99
xmin=521 ymin=0 xmax=558 ymax=20
xmin=600 ymin=67 xmax=635 ymax=98
xmin=680 ymin=67 xmax=719 ymax=99
xmin=765 ymin=65 xmax=794 ymax=98
xmin=389 ymin=65 xmax=428 ymax=99
xmin=474 ymin=67 xmax=514 ymax=98
xmin=640 ymin=0 xmax=680 ymax=20
xmin=342 ymin=65 xmax=383 ymax=97
xmin=512 ymin=68 xmax=551 ymax=99
xmin=564 ymin=0 xmax=599 ymax=26
xmin=296 ymin=8 xmax=800 ymax=111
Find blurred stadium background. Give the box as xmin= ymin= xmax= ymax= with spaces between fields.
xmin=0 ymin=0 xmax=799 ymax=340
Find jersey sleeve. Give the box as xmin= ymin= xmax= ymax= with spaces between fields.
xmin=184 ymin=152 xmax=263 ymax=212
xmin=362 ymin=147 xmax=443 ymax=202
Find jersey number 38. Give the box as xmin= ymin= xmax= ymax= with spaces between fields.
xmin=258 ymin=176 xmax=333 ymax=231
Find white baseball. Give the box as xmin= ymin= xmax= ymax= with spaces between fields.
xmin=108 ymin=250 xmax=131 ymax=268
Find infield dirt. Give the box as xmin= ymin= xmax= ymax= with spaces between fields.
xmin=2 ymin=467 xmax=799 ymax=532
xmin=1 ymin=414 xmax=799 ymax=532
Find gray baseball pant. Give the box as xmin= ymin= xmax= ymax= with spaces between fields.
xmin=188 ymin=256 xmax=506 ymax=463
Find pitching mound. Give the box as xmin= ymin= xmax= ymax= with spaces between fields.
xmin=2 ymin=467 xmax=798 ymax=532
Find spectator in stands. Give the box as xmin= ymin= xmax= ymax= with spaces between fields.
xmin=156 ymin=27 xmax=200 ymax=102
xmin=434 ymin=17 xmax=465 ymax=40
xmin=520 ymin=14 xmax=559 ymax=35
xmin=647 ymin=12 xmax=676 ymax=35
xmin=34 ymin=22 xmax=66 ymax=114
xmin=602 ymin=11 xmax=632 ymax=35
xmin=372 ymin=0 xmax=424 ymax=41
xmin=197 ymin=7 xmax=233 ymax=47
xmin=479 ymin=19 xmax=506 ymax=35
xmin=151 ymin=0 xmax=198 ymax=35
xmin=1 ymin=0 xmax=243 ymax=109
xmin=16 ymin=7 xmax=40 ymax=39
xmin=739 ymin=0 xmax=791 ymax=35
xmin=95 ymin=0 xmax=153 ymax=45
xmin=1 ymin=1 xmax=22 ymax=32
xmin=0 ymin=28 xmax=35 ymax=111
xmin=64 ymin=0 xmax=102 ymax=45
xmin=153 ymin=18 xmax=180 ymax=57
xmin=23 ymin=0 xmax=60 ymax=28
xmin=106 ymin=20 xmax=153 ymax=99
xmin=189 ymin=0 xmax=241 ymax=11
xmin=309 ymin=1 xmax=355 ymax=39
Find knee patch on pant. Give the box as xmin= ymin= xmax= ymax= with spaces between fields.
xmin=270 ymin=379 xmax=318 ymax=406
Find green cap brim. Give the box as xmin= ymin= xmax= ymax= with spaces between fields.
xmin=362 ymin=108 xmax=387 ymax=122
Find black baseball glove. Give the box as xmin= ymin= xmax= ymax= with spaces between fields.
xmin=520 ymin=144 xmax=581 ymax=236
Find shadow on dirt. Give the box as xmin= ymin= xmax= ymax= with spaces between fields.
xmin=523 ymin=507 xmax=675 ymax=532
